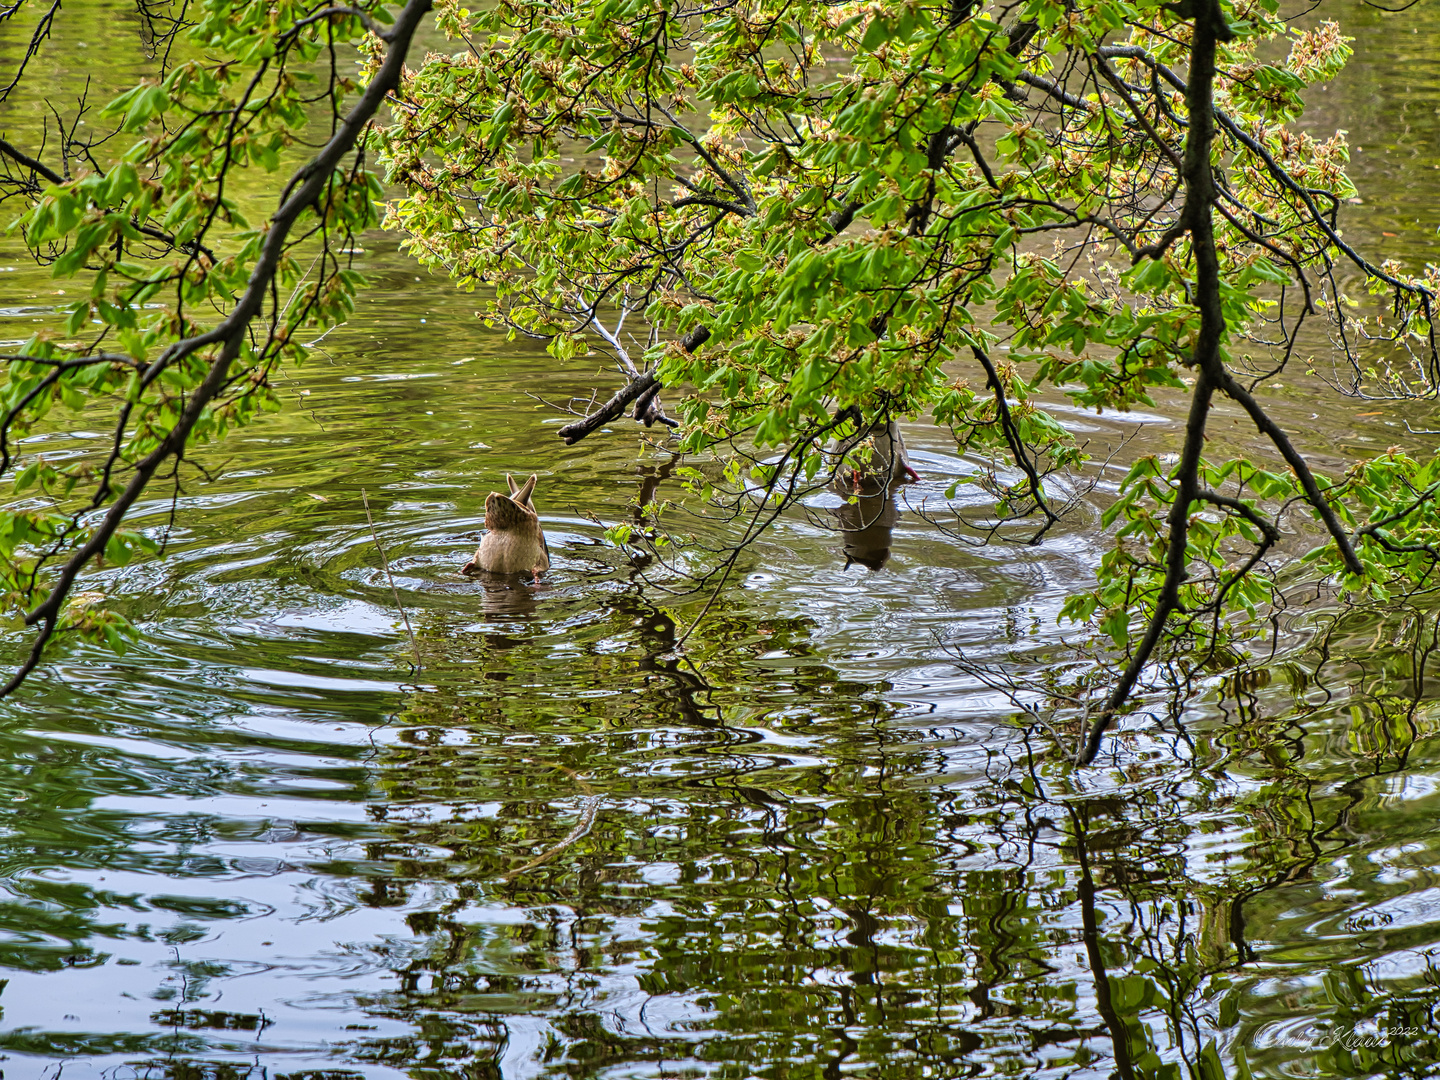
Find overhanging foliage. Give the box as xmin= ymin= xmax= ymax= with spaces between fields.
xmin=380 ymin=0 xmax=1440 ymax=759
xmin=1 ymin=0 xmax=1439 ymax=763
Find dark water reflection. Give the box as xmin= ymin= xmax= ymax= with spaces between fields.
xmin=1 ymin=2 xmax=1440 ymax=1078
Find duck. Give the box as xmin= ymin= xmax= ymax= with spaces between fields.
xmin=461 ymin=473 xmax=551 ymax=576
xmin=829 ymin=417 xmax=917 ymax=570
xmin=837 ymin=417 xmax=920 ymax=488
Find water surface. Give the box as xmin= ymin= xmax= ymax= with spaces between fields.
xmin=1 ymin=4 xmax=1439 ymax=1078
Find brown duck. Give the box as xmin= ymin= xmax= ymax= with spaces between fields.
xmin=461 ymin=474 xmax=551 ymax=576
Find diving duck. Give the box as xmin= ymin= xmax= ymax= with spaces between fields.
xmin=462 ymin=473 xmax=551 ymax=576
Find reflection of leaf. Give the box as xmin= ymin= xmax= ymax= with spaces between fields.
xmin=1197 ymin=1039 xmax=1227 ymax=1080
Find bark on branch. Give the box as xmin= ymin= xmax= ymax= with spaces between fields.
xmin=1082 ymin=0 xmax=1230 ymax=765
xmin=971 ymin=345 xmax=1061 ymax=541
xmin=1081 ymin=6 xmax=1375 ymax=763
xmin=557 ymin=325 xmax=709 ymax=445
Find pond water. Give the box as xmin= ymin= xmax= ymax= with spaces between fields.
xmin=1 ymin=3 xmax=1440 ymax=1078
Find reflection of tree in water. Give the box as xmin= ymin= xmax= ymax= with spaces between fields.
xmin=0 ymin=595 xmax=1435 ymax=1077
xmin=331 ymin=596 xmax=1440 ymax=1079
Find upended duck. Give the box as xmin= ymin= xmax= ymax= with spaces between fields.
xmin=838 ymin=418 xmax=920 ymax=487
xmin=461 ymin=473 xmax=551 ymax=576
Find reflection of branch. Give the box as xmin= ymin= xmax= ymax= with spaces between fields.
xmin=1068 ymin=804 xmax=1139 ymax=1080
xmin=362 ymin=488 xmax=421 ymax=671
xmin=502 ymin=763 xmax=601 ymax=881
xmin=502 ymin=797 xmax=600 ymax=880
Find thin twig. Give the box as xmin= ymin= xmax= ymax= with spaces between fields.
xmin=673 ymin=555 xmax=737 ymax=650
xmin=361 ymin=487 xmax=421 ymax=671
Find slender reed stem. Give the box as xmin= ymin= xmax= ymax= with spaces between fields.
xmin=361 ymin=488 xmax=422 ymax=671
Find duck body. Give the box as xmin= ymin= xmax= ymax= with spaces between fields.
xmin=462 ymin=474 xmax=551 ymax=576
xmin=836 ymin=418 xmax=920 ymax=488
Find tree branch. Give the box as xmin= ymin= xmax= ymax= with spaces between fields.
xmin=0 ymin=135 xmax=62 ymax=183
xmin=971 ymin=345 xmax=1061 ymax=541
xmin=1083 ymin=0 xmax=1232 ymax=765
xmin=1215 ymin=369 xmax=1363 ymax=575
xmin=0 ymin=0 xmax=436 ymax=699
xmin=557 ymin=323 xmax=714 ymax=445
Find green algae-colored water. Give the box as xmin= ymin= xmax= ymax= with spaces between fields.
xmin=1 ymin=3 xmax=1439 ymax=1077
